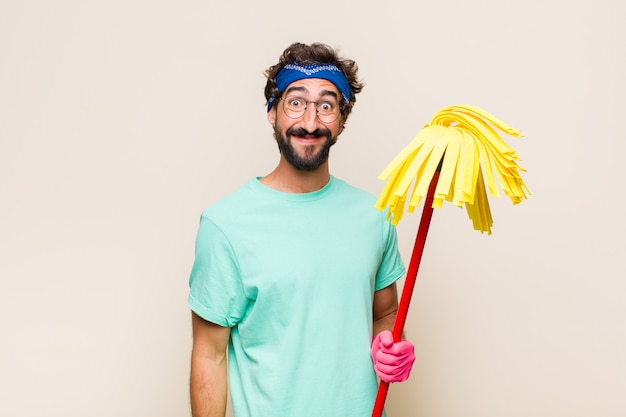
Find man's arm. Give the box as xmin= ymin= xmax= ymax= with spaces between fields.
xmin=190 ymin=312 xmax=231 ymax=417
xmin=372 ymin=282 xmax=399 ymax=337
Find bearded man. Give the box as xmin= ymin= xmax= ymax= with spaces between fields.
xmin=188 ymin=42 xmax=415 ymax=417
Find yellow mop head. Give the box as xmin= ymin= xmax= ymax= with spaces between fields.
xmin=374 ymin=104 xmax=529 ymax=234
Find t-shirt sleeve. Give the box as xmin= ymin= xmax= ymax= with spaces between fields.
xmin=187 ymin=214 xmax=248 ymax=327
xmin=374 ymin=218 xmax=406 ymax=291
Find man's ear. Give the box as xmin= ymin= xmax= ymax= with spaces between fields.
xmin=267 ymin=107 xmax=276 ymax=125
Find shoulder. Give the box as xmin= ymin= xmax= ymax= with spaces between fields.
xmin=330 ymin=177 xmax=393 ymax=224
xmin=200 ymin=179 xmax=258 ymax=220
xmin=331 ymin=177 xmax=377 ymax=203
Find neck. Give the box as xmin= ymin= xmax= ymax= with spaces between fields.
xmin=260 ymin=158 xmax=331 ymax=193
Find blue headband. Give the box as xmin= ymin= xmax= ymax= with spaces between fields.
xmin=267 ymin=63 xmax=351 ymax=112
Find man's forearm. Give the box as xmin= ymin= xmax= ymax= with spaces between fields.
xmin=373 ymin=310 xmax=396 ymax=338
xmin=190 ymin=352 xmax=228 ymax=417
xmin=372 ymin=283 xmax=399 ymax=339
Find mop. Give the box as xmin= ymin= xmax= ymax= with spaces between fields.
xmin=372 ymin=104 xmax=530 ymax=416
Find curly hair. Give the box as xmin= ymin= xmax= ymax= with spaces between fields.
xmin=264 ymin=42 xmax=364 ymax=121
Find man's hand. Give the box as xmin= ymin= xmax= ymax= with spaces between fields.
xmin=370 ymin=330 xmax=415 ymax=383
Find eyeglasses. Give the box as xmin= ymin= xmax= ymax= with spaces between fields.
xmin=280 ymin=96 xmax=342 ymax=123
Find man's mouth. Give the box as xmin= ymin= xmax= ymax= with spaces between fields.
xmin=287 ymin=128 xmax=330 ymax=141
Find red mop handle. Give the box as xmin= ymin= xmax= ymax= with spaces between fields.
xmin=371 ymin=170 xmax=440 ymax=417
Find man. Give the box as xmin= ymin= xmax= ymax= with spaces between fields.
xmin=188 ymin=42 xmax=415 ymax=417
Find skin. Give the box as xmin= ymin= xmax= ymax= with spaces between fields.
xmin=190 ymin=77 xmax=399 ymax=417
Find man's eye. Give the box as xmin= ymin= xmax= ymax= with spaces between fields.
xmin=289 ymin=98 xmax=304 ymax=107
xmin=319 ymin=102 xmax=334 ymax=112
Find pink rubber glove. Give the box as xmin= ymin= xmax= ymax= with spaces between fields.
xmin=370 ymin=330 xmax=415 ymax=383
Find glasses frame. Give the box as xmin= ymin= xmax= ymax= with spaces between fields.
xmin=279 ymin=96 xmax=343 ymax=124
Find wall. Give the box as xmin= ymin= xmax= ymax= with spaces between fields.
xmin=1 ymin=1 xmax=624 ymax=416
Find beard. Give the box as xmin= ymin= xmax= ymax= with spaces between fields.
xmin=274 ymin=126 xmax=338 ymax=172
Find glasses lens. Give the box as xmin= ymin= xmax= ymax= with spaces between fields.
xmin=317 ymin=101 xmax=338 ymax=123
xmin=283 ymin=97 xmax=306 ymax=118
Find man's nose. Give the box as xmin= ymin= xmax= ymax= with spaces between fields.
xmin=300 ymin=103 xmax=319 ymax=130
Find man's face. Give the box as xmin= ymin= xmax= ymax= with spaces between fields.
xmin=268 ymin=78 xmax=344 ymax=172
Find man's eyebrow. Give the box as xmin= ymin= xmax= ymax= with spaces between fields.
xmin=284 ymin=86 xmax=306 ymax=96
xmin=319 ymin=89 xmax=339 ymax=99
xmin=283 ymin=86 xmax=339 ymax=100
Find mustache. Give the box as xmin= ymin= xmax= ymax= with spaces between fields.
xmin=286 ymin=127 xmax=332 ymax=138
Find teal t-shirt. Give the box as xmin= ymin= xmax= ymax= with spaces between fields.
xmin=188 ymin=176 xmax=405 ymax=417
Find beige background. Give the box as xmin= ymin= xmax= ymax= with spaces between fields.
xmin=1 ymin=1 xmax=624 ymax=416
